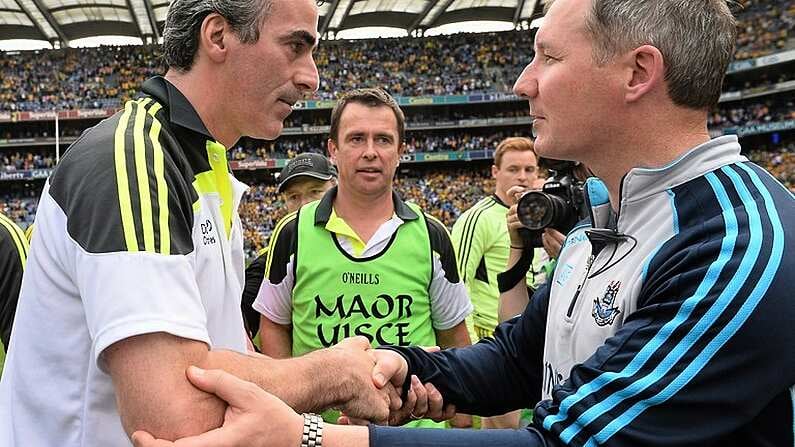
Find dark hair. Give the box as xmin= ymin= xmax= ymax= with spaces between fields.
xmin=329 ymin=88 xmax=405 ymax=145
xmin=162 ymin=0 xmax=273 ymax=71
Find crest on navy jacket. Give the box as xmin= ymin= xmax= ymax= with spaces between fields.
xmin=592 ymin=281 xmax=621 ymax=326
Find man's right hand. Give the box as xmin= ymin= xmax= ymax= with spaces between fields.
xmin=371 ymin=348 xmax=409 ymax=391
xmin=131 ymin=366 xmax=304 ymax=447
xmin=370 ymin=348 xmax=456 ymax=425
xmin=506 ymin=185 xmax=530 ymax=248
xmin=325 ymin=337 xmax=400 ymax=424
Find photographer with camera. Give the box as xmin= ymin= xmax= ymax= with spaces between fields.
xmin=499 ymin=158 xmax=591 ymax=321
xmin=450 ymin=137 xmax=546 ymax=429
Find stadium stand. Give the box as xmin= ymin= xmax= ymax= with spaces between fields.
xmin=1 ymin=0 xmax=795 ymax=261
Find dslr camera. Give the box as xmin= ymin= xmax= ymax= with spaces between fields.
xmin=516 ymin=159 xmax=589 ymax=246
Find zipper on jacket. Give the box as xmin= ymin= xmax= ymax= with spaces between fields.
xmin=567 ymin=253 xmax=596 ymax=318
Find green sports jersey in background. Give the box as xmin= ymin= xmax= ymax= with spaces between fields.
xmin=451 ymin=195 xmax=547 ymax=340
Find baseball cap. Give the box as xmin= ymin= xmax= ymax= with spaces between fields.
xmin=277 ymin=153 xmax=337 ymax=193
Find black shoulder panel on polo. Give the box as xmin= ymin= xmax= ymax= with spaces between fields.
xmin=0 ymin=218 xmax=25 ymax=350
xmin=267 ymin=215 xmax=299 ymax=285
xmin=49 ymin=79 xmax=203 ymax=255
xmin=425 ymin=215 xmax=461 ymax=284
xmin=141 ymin=76 xmax=213 ymax=175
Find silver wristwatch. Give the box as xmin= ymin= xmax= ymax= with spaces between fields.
xmin=300 ymin=413 xmax=324 ymax=447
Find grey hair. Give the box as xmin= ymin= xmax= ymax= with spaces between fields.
xmin=162 ymin=0 xmax=273 ymax=71
xmin=583 ymin=0 xmax=737 ymax=110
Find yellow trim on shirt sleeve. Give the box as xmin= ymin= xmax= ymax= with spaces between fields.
xmin=114 ymin=101 xmax=138 ymax=252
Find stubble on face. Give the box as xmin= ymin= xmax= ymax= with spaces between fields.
xmin=227 ymin=0 xmax=319 ymax=141
xmin=331 ymin=103 xmax=402 ymax=199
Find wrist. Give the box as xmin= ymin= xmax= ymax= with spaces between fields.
xmin=300 ymin=349 xmax=347 ymax=411
xmin=299 ymin=413 xmax=324 ymax=447
xmin=323 ymin=348 xmax=357 ymax=406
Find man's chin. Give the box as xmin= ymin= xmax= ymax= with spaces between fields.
xmin=256 ymin=122 xmax=284 ymax=140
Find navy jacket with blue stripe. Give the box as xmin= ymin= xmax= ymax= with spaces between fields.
xmin=371 ymin=136 xmax=795 ymax=447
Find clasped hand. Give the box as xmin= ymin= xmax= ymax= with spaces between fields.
xmin=131 ymin=337 xmax=454 ymax=446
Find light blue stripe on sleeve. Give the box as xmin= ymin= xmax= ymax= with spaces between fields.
xmin=543 ymin=174 xmax=739 ymax=438
xmin=587 ymin=164 xmax=784 ymax=446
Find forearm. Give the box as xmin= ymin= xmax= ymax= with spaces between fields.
xmin=320 ymin=424 xmax=370 ymax=447
xmin=106 ymin=334 xmax=227 ymax=440
xmin=259 ymin=317 xmax=293 ymax=358
xmin=434 ymin=321 xmax=471 ymax=349
xmin=498 ymin=247 xmax=532 ymax=322
xmin=202 ymin=347 xmax=349 ymax=414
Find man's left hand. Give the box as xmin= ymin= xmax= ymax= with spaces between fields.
xmin=131 ymin=366 xmax=303 ymax=447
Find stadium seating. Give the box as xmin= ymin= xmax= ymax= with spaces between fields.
xmin=2 ymin=1 xmax=795 ymax=259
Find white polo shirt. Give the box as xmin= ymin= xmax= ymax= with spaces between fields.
xmin=0 ymin=79 xmax=249 ymax=446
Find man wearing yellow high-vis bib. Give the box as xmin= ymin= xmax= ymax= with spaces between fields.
xmin=254 ymin=88 xmax=473 ymax=428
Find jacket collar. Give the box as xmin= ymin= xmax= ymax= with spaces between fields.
xmin=314 ymin=186 xmax=419 ymax=226
xmin=141 ymin=76 xmax=214 ymax=139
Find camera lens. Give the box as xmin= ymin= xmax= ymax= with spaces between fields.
xmin=517 ymin=192 xmax=554 ymax=230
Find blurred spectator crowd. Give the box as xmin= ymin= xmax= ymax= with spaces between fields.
xmin=0 ymin=0 xmax=792 ymax=113
xmin=709 ymin=98 xmax=795 ymax=127
xmin=746 ymin=142 xmax=795 ymax=190
xmin=5 ymin=149 xmax=794 ymax=262
xmin=733 ymin=0 xmax=795 ymax=60
xmin=1 ymin=151 xmax=56 ymax=171
xmin=228 ymin=130 xmax=523 ymax=162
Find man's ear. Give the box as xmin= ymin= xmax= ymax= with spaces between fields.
xmin=327 ymin=138 xmax=338 ymax=163
xmin=623 ymin=44 xmax=665 ymax=103
xmin=492 ymin=164 xmax=499 ymax=179
xmin=199 ymin=13 xmax=231 ymax=64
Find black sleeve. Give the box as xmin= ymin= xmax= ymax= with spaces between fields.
xmin=0 ymin=219 xmax=27 ymax=351
xmin=241 ymin=252 xmax=267 ymax=340
xmin=369 ymin=424 xmax=555 ymax=447
xmin=383 ymin=282 xmax=550 ymax=416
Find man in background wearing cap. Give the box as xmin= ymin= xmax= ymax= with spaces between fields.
xmin=254 ymin=88 xmax=473 ymax=427
xmin=241 ymin=153 xmax=337 ymax=341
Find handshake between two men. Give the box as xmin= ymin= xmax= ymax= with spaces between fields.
xmin=131 ymin=336 xmax=454 ymax=447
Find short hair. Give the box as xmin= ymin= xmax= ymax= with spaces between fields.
xmin=494 ymin=137 xmax=536 ymax=168
xmin=329 ymin=88 xmax=406 ymax=145
xmin=547 ymin=0 xmax=737 ymax=110
xmin=162 ymin=0 xmax=273 ymax=71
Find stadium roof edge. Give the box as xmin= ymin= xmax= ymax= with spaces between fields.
xmin=0 ymin=0 xmax=547 ymax=46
